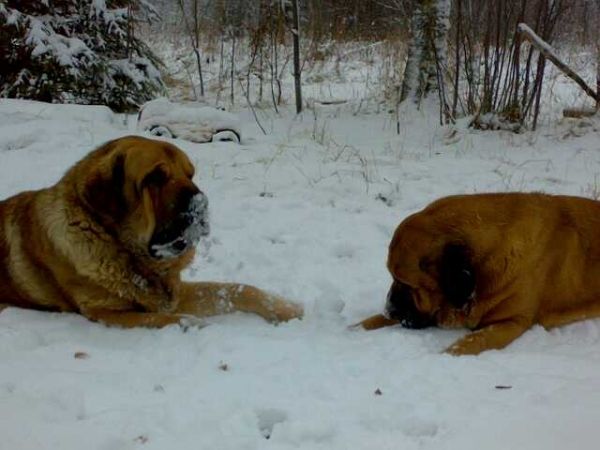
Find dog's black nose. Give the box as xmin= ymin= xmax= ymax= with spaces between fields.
xmin=399 ymin=315 xmax=433 ymax=329
xmin=178 ymin=185 xmax=202 ymax=212
xmin=386 ymin=282 xmax=412 ymax=313
xmin=385 ymin=282 xmax=433 ymax=329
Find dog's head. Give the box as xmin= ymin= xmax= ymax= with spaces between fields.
xmin=75 ymin=136 xmax=209 ymax=260
xmin=384 ymin=217 xmax=476 ymax=329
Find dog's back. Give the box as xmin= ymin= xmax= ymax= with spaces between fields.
xmin=423 ymin=193 xmax=600 ymax=323
xmin=0 ymin=190 xmax=76 ymax=312
xmin=0 ymin=191 xmax=37 ymax=308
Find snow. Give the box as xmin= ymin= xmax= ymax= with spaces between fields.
xmin=111 ymin=58 xmax=162 ymax=88
xmin=2 ymin=98 xmax=118 ymax=125
xmin=2 ymin=97 xmax=600 ymax=449
xmin=26 ymin=16 xmax=93 ymax=67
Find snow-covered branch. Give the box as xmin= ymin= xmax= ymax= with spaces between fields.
xmin=518 ymin=23 xmax=599 ymax=103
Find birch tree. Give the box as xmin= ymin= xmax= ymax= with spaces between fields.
xmin=399 ymin=0 xmax=450 ymax=111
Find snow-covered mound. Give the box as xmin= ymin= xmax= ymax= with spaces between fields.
xmin=0 ymin=99 xmax=124 ymax=197
xmin=137 ymin=97 xmax=242 ymax=143
xmin=0 ymin=99 xmax=117 ymax=125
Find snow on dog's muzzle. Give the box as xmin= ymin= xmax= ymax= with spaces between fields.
xmin=186 ymin=192 xmax=210 ymax=241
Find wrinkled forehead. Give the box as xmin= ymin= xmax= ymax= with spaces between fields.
xmin=387 ymin=238 xmax=418 ymax=276
xmin=387 ymin=219 xmax=435 ymax=279
xmin=123 ymin=140 xmax=195 ymax=177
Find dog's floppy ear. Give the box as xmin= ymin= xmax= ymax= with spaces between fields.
xmin=80 ymin=150 xmax=127 ymax=229
xmin=436 ymin=242 xmax=476 ymax=308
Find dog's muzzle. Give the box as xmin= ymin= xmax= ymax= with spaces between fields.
xmin=149 ymin=193 xmax=210 ymax=259
xmin=184 ymin=192 xmax=210 ymax=242
xmin=385 ymin=282 xmax=433 ymax=330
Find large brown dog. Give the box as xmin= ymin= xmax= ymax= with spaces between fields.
xmin=0 ymin=136 xmax=302 ymax=327
xmin=358 ymin=193 xmax=600 ymax=355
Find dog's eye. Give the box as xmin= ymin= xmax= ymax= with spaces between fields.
xmin=143 ymin=167 xmax=167 ymax=187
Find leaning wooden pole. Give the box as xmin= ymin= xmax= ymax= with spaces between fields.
xmin=517 ymin=23 xmax=600 ymax=103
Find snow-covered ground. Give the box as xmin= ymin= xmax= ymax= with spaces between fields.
xmin=1 ymin=97 xmax=600 ymax=449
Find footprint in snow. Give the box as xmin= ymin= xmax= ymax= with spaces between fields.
xmin=255 ymin=408 xmax=288 ymax=439
xmin=399 ymin=418 xmax=439 ymax=438
xmin=331 ymin=242 xmax=356 ymax=259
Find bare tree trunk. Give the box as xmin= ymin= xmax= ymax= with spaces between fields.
xmin=400 ymin=1 xmax=426 ymax=105
xmin=176 ymin=0 xmax=205 ymax=99
xmin=259 ymin=46 xmax=264 ymax=102
xmin=194 ymin=48 xmax=205 ymax=97
xmin=582 ymin=0 xmax=589 ymax=46
xmin=274 ymin=29 xmax=282 ymax=106
xmin=451 ymin=0 xmax=461 ymax=118
xmin=596 ymin=0 xmax=600 ymax=110
xmin=291 ymin=0 xmax=302 ymax=113
xmin=192 ymin=0 xmax=204 ymax=97
xmin=273 ymin=19 xmax=281 ymax=105
xmin=219 ymin=37 xmax=224 ymax=85
xmin=216 ymin=36 xmax=225 ymax=105
xmin=268 ymin=5 xmax=279 ymax=114
xmin=597 ymin=42 xmax=600 ymax=110
xmin=230 ymin=31 xmax=236 ymax=106
xmin=532 ymin=56 xmax=545 ymax=131
xmin=510 ymin=0 xmax=527 ymax=109
xmin=246 ymin=43 xmax=259 ymax=104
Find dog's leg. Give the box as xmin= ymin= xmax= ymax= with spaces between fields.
xmin=351 ymin=314 xmax=400 ymax=330
xmin=83 ymin=309 xmax=186 ymax=328
xmin=177 ymin=282 xmax=303 ymax=323
xmin=540 ymin=302 xmax=600 ymax=329
xmin=444 ymin=318 xmax=530 ymax=356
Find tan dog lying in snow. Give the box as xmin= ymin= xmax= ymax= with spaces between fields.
xmin=357 ymin=193 xmax=600 ymax=355
xmin=0 ymin=136 xmax=302 ymax=327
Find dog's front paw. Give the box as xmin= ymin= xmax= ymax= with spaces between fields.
xmin=350 ymin=314 xmax=400 ymax=330
xmin=443 ymin=333 xmax=485 ymax=356
xmin=178 ymin=315 xmax=209 ymax=332
xmin=271 ymin=299 xmax=304 ymax=323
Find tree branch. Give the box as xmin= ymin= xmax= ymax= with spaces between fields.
xmin=518 ymin=23 xmax=599 ymax=103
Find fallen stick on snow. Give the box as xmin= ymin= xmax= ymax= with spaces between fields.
xmin=563 ymin=108 xmax=597 ymax=118
xmin=314 ymin=99 xmax=349 ymax=105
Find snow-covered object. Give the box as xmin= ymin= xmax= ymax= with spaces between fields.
xmin=137 ymin=98 xmax=242 ymax=143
